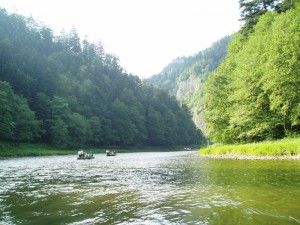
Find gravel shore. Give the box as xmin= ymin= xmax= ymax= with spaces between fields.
xmin=198 ymin=154 xmax=300 ymax=160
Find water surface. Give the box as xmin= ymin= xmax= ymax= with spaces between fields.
xmin=0 ymin=151 xmax=299 ymax=224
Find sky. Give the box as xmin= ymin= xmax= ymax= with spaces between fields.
xmin=0 ymin=0 xmax=241 ymax=78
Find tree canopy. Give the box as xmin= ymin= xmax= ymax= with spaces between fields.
xmin=0 ymin=8 xmax=204 ymax=148
xmin=203 ymin=3 xmax=300 ymax=143
xmin=239 ymin=0 xmax=299 ymax=37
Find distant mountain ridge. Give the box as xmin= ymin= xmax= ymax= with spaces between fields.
xmin=147 ymin=36 xmax=232 ymax=132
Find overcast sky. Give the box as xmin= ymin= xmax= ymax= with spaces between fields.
xmin=0 ymin=0 xmax=241 ymax=78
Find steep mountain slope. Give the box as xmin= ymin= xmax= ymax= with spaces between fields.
xmin=147 ymin=36 xmax=232 ymax=132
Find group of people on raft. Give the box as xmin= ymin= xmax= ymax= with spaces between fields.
xmin=77 ymin=150 xmax=94 ymax=159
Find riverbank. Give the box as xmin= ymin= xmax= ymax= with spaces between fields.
xmin=0 ymin=143 xmax=76 ymax=157
xmin=198 ymin=138 xmax=300 ymax=160
xmin=198 ymin=154 xmax=300 ymax=160
xmin=0 ymin=142 xmax=193 ymax=158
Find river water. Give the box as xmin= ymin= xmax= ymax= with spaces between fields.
xmin=0 ymin=151 xmax=299 ymax=225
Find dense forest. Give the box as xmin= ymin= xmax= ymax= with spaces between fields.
xmin=1 ymin=0 xmax=298 ymax=149
xmin=148 ymin=0 xmax=299 ymax=144
xmin=0 ymin=8 xmax=205 ymax=148
xmin=203 ymin=0 xmax=300 ymax=143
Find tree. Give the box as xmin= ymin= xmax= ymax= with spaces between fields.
xmin=261 ymin=5 xmax=300 ymax=134
xmin=11 ymin=94 xmax=41 ymax=142
xmin=68 ymin=113 xmax=91 ymax=147
xmin=0 ymin=81 xmax=40 ymax=142
xmin=239 ymin=0 xmax=279 ymax=36
xmin=203 ymin=56 xmax=236 ymax=143
xmin=119 ymin=88 xmax=147 ymax=144
xmin=48 ymin=96 xmax=72 ymax=147
xmin=276 ymin=0 xmax=300 ymax=13
xmin=88 ymin=116 xmax=102 ymax=146
xmin=203 ymin=4 xmax=300 ymax=143
xmin=0 ymin=81 xmax=16 ymax=139
xmin=0 ymin=9 xmax=203 ymax=148
xmin=146 ymin=106 xmax=165 ymax=145
xmin=110 ymin=99 xmax=136 ymax=145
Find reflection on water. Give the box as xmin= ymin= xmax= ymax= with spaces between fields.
xmin=0 ymin=152 xmax=300 ymax=225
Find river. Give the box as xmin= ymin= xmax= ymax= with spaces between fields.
xmin=0 ymin=151 xmax=299 ymax=225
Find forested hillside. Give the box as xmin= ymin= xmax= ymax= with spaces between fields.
xmin=147 ymin=36 xmax=231 ymax=97
xmin=147 ymin=36 xmax=231 ymax=131
xmin=0 ymin=8 xmax=205 ymax=148
xmin=203 ymin=1 xmax=300 ymax=143
xmin=147 ymin=0 xmax=299 ymax=144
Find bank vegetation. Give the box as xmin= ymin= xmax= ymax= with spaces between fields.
xmin=199 ymin=138 xmax=300 ymax=158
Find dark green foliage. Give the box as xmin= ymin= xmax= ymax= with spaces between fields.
xmin=239 ymin=0 xmax=279 ymax=37
xmin=0 ymin=8 xmax=203 ymax=147
xmin=0 ymin=81 xmax=40 ymax=142
xmin=275 ymin=0 xmax=300 ymax=12
xmin=239 ymin=0 xmax=299 ymax=38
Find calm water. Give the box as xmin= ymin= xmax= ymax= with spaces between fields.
xmin=0 ymin=151 xmax=299 ymax=225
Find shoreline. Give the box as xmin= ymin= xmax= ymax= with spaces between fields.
xmin=197 ymin=154 xmax=300 ymax=160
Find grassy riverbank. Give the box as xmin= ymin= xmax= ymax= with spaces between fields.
xmin=0 ymin=142 xmax=77 ymax=157
xmin=0 ymin=142 xmax=192 ymax=158
xmin=199 ymin=138 xmax=300 ymax=157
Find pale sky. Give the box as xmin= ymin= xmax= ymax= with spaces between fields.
xmin=0 ymin=0 xmax=241 ymax=78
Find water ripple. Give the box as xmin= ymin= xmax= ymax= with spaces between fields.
xmin=1 ymin=152 xmax=300 ymax=225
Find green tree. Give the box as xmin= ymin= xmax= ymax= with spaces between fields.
xmin=0 ymin=9 xmax=203 ymax=148
xmin=203 ymin=58 xmax=235 ymax=143
xmin=276 ymin=0 xmax=300 ymax=12
xmin=239 ymin=0 xmax=279 ymax=36
xmin=68 ymin=113 xmax=91 ymax=147
xmin=146 ymin=106 xmax=165 ymax=145
xmin=11 ymin=94 xmax=41 ymax=142
xmin=110 ymin=99 xmax=137 ymax=145
xmin=48 ymin=96 xmax=71 ymax=147
xmin=88 ymin=116 xmax=102 ymax=146
xmin=0 ymin=81 xmax=40 ymax=142
xmin=49 ymin=118 xmax=70 ymax=147
xmin=203 ymin=4 xmax=300 ymax=143
xmin=119 ymin=88 xmax=147 ymax=144
xmin=0 ymin=81 xmax=16 ymax=139
xmin=261 ymin=5 xmax=300 ymax=134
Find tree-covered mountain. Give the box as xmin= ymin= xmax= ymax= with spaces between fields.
xmin=147 ymin=36 xmax=231 ymax=96
xmin=203 ymin=1 xmax=300 ymax=143
xmin=0 ymin=8 xmax=205 ymax=148
xmin=147 ymin=0 xmax=299 ymax=144
xmin=147 ymin=36 xmax=231 ymax=131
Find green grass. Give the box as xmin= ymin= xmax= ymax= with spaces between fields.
xmin=0 ymin=142 xmax=192 ymax=158
xmin=199 ymin=138 xmax=300 ymax=156
xmin=0 ymin=142 xmax=76 ymax=157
